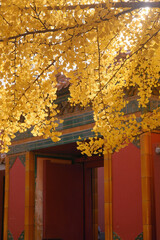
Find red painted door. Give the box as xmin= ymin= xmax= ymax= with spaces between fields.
xmin=43 ymin=161 xmax=84 ymax=240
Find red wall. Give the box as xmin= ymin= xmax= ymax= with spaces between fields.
xmin=8 ymin=157 xmax=25 ymax=239
xmin=152 ymin=133 xmax=160 ymax=239
xmin=0 ymin=170 xmax=4 ymax=240
xmin=112 ymin=143 xmax=143 ymax=240
xmin=43 ymin=161 xmax=84 ymax=240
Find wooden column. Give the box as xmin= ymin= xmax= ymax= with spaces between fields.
xmin=3 ymin=156 xmax=9 ymax=240
xmin=140 ymin=133 xmax=155 ymax=240
xmin=104 ymin=151 xmax=112 ymax=240
xmin=92 ymin=168 xmax=98 ymax=240
xmin=35 ymin=158 xmax=43 ymax=240
xmin=25 ymin=152 xmax=35 ymax=240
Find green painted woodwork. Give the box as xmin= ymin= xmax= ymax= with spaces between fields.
xmin=19 ymin=155 xmax=26 ymax=166
xmin=9 ymin=156 xmax=17 ymax=169
xmin=12 ymin=99 xmax=160 ymax=143
xmin=113 ymin=232 xmax=121 ymax=240
xmin=9 ymin=155 xmax=25 ymax=168
xmin=135 ymin=232 xmax=143 ymax=240
xmin=12 ymin=111 xmax=94 ymax=142
xmin=7 ymin=230 xmax=14 ymax=240
xmin=13 ymin=128 xmax=34 ymax=142
xmin=133 ymin=138 xmax=140 ymax=149
xmin=122 ymin=98 xmax=160 ymax=114
xmin=55 ymin=93 xmax=69 ymax=104
xmin=8 ymin=98 xmax=160 ymax=155
xmin=112 ymin=232 xmax=143 ymax=240
xmin=9 ymin=129 xmax=95 ymax=155
xmin=62 ymin=111 xmax=94 ymax=129
xmin=18 ymin=230 xmax=24 ymax=240
xmin=11 ymin=99 xmax=160 ymax=145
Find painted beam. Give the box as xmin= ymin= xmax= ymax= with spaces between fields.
xmin=9 ymin=129 xmax=95 ymax=155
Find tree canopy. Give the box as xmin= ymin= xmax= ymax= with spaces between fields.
xmin=0 ymin=0 xmax=159 ymax=154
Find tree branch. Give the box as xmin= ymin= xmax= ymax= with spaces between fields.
xmin=93 ymin=27 xmax=160 ymax=101
xmin=0 ymin=1 xmax=159 ymax=42
xmin=46 ymin=2 xmax=160 ymax=11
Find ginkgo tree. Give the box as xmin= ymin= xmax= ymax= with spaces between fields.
xmin=0 ymin=0 xmax=159 ymax=154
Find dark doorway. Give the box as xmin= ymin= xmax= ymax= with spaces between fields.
xmin=36 ymin=142 xmax=104 ymax=240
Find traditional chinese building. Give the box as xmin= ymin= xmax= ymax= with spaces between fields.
xmin=0 ymin=76 xmax=160 ymax=240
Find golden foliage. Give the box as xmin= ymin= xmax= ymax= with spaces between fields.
xmin=0 ymin=0 xmax=159 ymax=153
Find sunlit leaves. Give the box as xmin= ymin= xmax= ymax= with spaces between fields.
xmin=0 ymin=0 xmax=159 ymax=153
